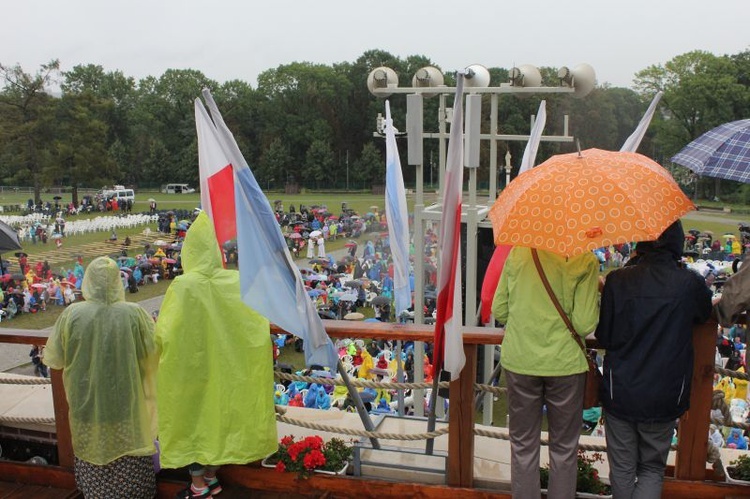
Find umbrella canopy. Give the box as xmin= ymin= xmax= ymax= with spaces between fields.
xmin=344 ymin=280 xmax=362 ymax=288
xmin=344 ymin=312 xmax=365 ymax=321
xmin=148 ymin=198 xmax=156 ymax=203
xmin=288 ymin=233 xmax=302 ymax=239
xmin=308 ymin=258 xmax=329 ymax=265
xmin=671 ymin=119 xmax=750 ymax=183
xmin=371 ymin=295 xmax=391 ymax=306
xmin=489 ymin=148 xmax=694 ymax=257
xmin=309 ymin=230 xmax=322 ymax=238
xmin=0 ymin=221 xmax=22 ymax=254
xmin=338 ymin=293 xmax=358 ymax=302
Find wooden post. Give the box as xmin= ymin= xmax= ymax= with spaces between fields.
xmin=448 ymin=344 xmax=477 ymax=488
xmin=675 ymin=320 xmax=717 ymax=480
xmin=50 ymin=369 xmax=74 ymax=468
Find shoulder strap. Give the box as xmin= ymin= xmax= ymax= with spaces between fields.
xmin=531 ymin=249 xmax=589 ymax=356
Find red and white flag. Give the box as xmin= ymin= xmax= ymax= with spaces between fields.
xmin=195 ymin=100 xmax=237 ymax=249
xmin=433 ymin=74 xmax=465 ymax=381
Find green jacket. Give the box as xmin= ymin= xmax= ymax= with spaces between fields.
xmin=155 ymin=212 xmax=277 ymax=469
xmin=45 ymin=256 xmax=158 ymax=465
xmin=492 ymin=247 xmax=600 ymax=376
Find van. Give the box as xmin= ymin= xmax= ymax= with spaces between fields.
xmin=162 ymin=183 xmax=195 ymax=194
xmin=111 ymin=189 xmax=135 ymax=203
xmin=99 ymin=186 xmax=135 ymax=202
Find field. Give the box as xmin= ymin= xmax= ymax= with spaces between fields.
xmin=2 ymin=190 xmax=745 ymax=427
xmin=0 ymin=190 xmax=744 ymax=335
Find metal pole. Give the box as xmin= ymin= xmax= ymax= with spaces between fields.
xmin=396 ymin=341 xmax=405 ymax=416
xmin=425 ymin=374 xmax=441 ymax=455
xmin=337 ymin=359 xmax=380 ymax=449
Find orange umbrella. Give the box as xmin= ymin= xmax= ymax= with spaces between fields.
xmin=488 ymin=148 xmax=695 ymax=257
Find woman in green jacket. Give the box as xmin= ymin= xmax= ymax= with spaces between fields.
xmin=493 ymin=247 xmax=600 ymax=499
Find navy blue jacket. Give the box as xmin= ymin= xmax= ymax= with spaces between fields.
xmin=595 ymin=236 xmax=712 ymax=423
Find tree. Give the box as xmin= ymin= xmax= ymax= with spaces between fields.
xmin=351 ymin=142 xmax=383 ymax=187
xmin=635 ymin=50 xmax=750 ymax=199
xmin=48 ymin=92 xmax=118 ymax=205
xmin=0 ymin=60 xmax=60 ymax=202
xmin=304 ymin=139 xmax=333 ymax=188
xmin=259 ymin=138 xmax=291 ymax=188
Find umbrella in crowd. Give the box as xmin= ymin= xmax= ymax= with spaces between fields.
xmin=309 ymin=258 xmax=329 ymax=265
xmin=344 ymin=280 xmax=362 ymax=288
xmin=488 ymin=148 xmax=694 ymax=257
xmin=370 ymin=295 xmax=391 ymax=306
xmin=288 ymin=233 xmax=302 ymax=239
xmin=671 ymin=119 xmax=750 ymax=184
xmin=309 ymin=230 xmax=322 ymax=238
xmin=338 ymin=293 xmax=358 ymax=302
xmin=344 ymin=312 xmax=364 ymax=321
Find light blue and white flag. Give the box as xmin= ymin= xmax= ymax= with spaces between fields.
xmin=384 ymin=101 xmax=411 ymax=317
xmin=621 ymin=91 xmax=663 ymax=153
xmin=198 ymin=89 xmax=338 ymax=369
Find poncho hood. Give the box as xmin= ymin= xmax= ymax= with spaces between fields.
xmin=180 ymin=212 xmax=223 ymax=275
xmin=82 ymin=256 xmax=125 ymax=304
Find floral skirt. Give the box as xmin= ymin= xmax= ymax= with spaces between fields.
xmin=74 ymin=455 xmax=156 ymax=499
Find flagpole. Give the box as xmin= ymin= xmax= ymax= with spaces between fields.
xmin=425 ymin=373 xmax=441 ymax=455
xmin=337 ymin=359 xmax=380 ymax=450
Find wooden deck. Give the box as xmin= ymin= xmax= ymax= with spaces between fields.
xmin=2 ymin=321 xmax=750 ymax=498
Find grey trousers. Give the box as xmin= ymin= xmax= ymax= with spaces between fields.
xmin=604 ymin=411 xmax=675 ymax=499
xmin=506 ymin=370 xmax=586 ymax=499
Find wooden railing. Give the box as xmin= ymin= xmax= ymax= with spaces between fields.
xmin=0 ymin=319 xmax=737 ymax=494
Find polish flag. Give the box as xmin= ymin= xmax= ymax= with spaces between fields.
xmin=195 ymin=100 xmax=236 ymax=249
xmin=433 ymin=74 xmax=465 ymax=381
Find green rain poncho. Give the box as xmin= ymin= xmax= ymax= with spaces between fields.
xmin=155 ymin=212 xmax=277 ymax=468
xmin=45 ymin=256 xmax=158 ymax=465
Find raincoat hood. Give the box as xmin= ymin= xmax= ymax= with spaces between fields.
xmin=180 ymin=212 xmax=222 ymax=274
xmin=82 ymin=256 xmax=125 ymax=304
xmin=636 ymin=220 xmax=684 ymax=260
xmin=155 ymin=212 xmax=276 ymax=468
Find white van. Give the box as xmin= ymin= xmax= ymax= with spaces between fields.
xmin=162 ymin=183 xmax=195 ymax=194
xmin=101 ymin=186 xmax=135 ymax=203
xmin=111 ymin=189 xmax=135 ymax=203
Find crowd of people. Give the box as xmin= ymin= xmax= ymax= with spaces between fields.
xmin=18 ymin=195 xmax=748 ymax=498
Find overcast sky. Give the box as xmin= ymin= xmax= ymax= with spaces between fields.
xmin=2 ymin=0 xmax=747 ymax=90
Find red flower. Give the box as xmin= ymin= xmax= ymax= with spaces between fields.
xmin=280 ymin=435 xmax=295 ymax=447
xmin=303 ymin=449 xmax=326 ymax=470
xmin=305 ymin=435 xmax=324 ymax=451
xmin=275 ymin=461 xmax=286 ymax=473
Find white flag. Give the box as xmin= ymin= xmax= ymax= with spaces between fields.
xmin=519 ymin=100 xmax=547 ymax=175
xmin=621 ymin=91 xmax=663 ymax=153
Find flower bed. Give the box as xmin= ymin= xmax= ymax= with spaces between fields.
xmin=262 ymin=435 xmax=352 ymax=478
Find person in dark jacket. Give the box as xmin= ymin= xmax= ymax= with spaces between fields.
xmin=595 ymin=220 xmax=712 ymax=499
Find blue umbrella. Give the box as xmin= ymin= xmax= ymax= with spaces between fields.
xmin=671 ymin=119 xmax=750 ymax=183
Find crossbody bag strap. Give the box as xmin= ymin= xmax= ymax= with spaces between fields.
xmin=530 ymin=249 xmax=591 ymax=360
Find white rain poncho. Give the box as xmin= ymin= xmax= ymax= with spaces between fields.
xmin=155 ymin=212 xmax=277 ymax=469
xmin=45 ymin=256 xmax=158 ymax=465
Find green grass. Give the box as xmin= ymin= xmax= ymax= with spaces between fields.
xmin=1 ymin=279 xmax=171 ymax=330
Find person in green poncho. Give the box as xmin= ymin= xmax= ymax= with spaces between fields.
xmin=44 ymin=256 xmax=158 ymax=499
xmin=155 ymin=212 xmax=277 ymax=499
